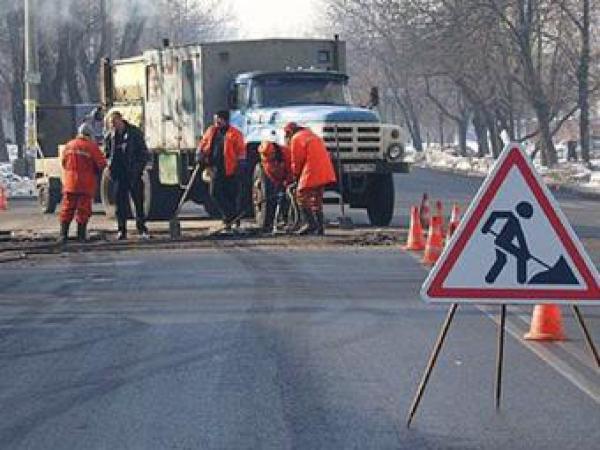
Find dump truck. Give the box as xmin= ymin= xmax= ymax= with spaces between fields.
xmin=100 ymin=38 xmax=410 ymax=226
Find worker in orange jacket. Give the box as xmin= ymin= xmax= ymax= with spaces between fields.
xmin=258 ymin=137 xmax=293 ymax=231
xmin=59 ymin=123 xmax=107 ymax=243
xmin=258 ymin=140 xmax=293 ymax=189
xmin=197 ymin=110 xmax=246 ymax=228
xmin=284 ymin=122 xmax=336 ymax=235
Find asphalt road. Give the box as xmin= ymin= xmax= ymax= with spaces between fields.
xmin=0 ymin=168 xmax=598 ymax=449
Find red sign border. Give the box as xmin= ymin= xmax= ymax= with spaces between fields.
xmin=425 ymin=145 xmax=600 ymax=302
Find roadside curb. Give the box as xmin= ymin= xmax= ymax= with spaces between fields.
xmin=416 ymin=163 xmax=600 ymax=200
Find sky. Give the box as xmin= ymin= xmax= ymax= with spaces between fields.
xmin=230 ymin=0 xmax=321 ymax=38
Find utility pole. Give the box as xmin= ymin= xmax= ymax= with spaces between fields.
xmin=24 ymin=0 xmax=40 ymax=174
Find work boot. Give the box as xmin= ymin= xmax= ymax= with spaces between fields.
xmin=77 ymin=222 xmax=87 ymax=242
xmin=295 ymin=208 xmax=318 ymax=235
xmin=59 ymin=222 xmax=70 ymax=245
xmin=136 ymin=220 xmax=150 ymax=240
xmin=316 ymin=211 xmax=325 ymax=236
xmin=116 ymin=229 xmax=127 ymax=240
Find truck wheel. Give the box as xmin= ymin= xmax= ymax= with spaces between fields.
xmin=366 ymin=173 xmax=395 ymax=226
xmin=38 ymin=185 xmax=59 ymax=214
xmin=189 ymin=178 xmax=221 ymax=219
xmin=252 ymin=164 xmax=276 ymax=230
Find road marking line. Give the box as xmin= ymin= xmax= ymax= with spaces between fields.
xmin=479 ymin=306 xmax=600 ymax=404
xmin=509 ymin=308 xmax=598 ymax=372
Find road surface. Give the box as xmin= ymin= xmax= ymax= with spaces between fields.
xmin=0 ymin=168 xmax=598 ymax=449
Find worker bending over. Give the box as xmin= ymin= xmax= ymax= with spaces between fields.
xmin=258 ymin=136 xmax=293 ymax=230
xmin=284 ymin=122 xmax=336 ymax=235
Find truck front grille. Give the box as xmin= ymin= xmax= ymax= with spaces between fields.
xmin=321 ymin=125 xmax=381 ymax=155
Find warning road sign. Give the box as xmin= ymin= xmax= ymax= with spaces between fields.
xmin=421 ymin=143 xmax=600 ymax=304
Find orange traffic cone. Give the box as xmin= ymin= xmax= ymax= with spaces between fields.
xmin=446 ymin=203 xmax=461 ymax=241
xmin=404 ymin=205 xmax=425 ymax=251
xmin=524 ymin=304 xmax=566 ymax=341
xmin=0 ymin=185 xmax=7 ymax=211
xmin=419 ymin=193 xmax=430 ymax=229
xmin=422 ymin=215 xmax=444 ymax=265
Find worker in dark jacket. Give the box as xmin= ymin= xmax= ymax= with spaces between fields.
xmin=104 ymin=111 xmax=150 ymax=240
xmin=59 ymin=123 xmax=107 ymax=244
xmin=197 ymin=110 xmax=246 ymax=230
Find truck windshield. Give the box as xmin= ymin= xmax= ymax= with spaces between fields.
xmin=250 ymin=77 xmax=351 ymax=107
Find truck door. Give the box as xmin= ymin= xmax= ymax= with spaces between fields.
xmin=179 ymin=59 xmax=196 ymax=149
xmin=229 ymin=81 xmax=250 ymax=137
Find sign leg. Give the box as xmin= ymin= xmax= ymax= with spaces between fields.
xmin=572 ymin=306 xmax=600 ymax=368
xmin=495 ymin=304 xmax=506 ymax=410
xmin=407 ymin=303 xmax=458 ymax=428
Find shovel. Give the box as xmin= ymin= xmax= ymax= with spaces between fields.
xmin=169 ymin=164 xmax=202 ymax=239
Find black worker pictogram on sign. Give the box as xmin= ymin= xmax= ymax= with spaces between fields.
xmin=421 ymin=143 xmax=600 ymax=305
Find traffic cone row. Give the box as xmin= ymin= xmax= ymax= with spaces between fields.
xmin=0 ymin=185 xmax=7 ymax=211
xmin=404 ymin=195 xmax=462 ymax=266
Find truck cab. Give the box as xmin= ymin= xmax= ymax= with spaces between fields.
xmin=230 ymin=70 xmax=408 ymax=226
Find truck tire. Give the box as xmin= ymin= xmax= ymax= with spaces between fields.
xmin=189 ymin=178 xmax=221 ymax=219
xmin=38 ymin=184 xmax=60 ymax=214
xmin=366 ymin=173 xmax=395 ymax=226
xmin=252 ymin=163 xmax=276 ymax=230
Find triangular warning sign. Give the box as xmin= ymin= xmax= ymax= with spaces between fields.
xmin=421 ymin=143 xmax=600 ymax=305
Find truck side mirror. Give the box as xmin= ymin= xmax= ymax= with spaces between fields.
xmin=369 ymin=86 xmax=379 ymax=109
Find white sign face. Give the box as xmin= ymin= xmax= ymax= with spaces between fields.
xmin=421 ymin=143 xmax=600 ymax=305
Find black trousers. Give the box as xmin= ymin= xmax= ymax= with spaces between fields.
xmin=114 ymin=177 xmax=146 ymax=233
xmin=210 ymin=175 xmax=238 ymax=223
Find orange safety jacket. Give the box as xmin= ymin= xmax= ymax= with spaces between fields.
xmin=198 ymin=125 xmax=246 ymax=177
xmin=258 ymin=141 xmax=293 ymax=187
xmin=61 ymin=136 xmax=107 ymax=197
xmin=290 ymin=128 xmax=336 ymax=191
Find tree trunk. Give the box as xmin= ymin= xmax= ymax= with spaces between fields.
xmin=473 ymin=108 xmax=489 ymax=157
xmin=0 ymin=113 xmax=8 ymax=162
xmin=485 ymin=112 xmax=502 ymax=158
xmin=538 ymin=109 xmax=557 ymax=166
xmin=439 ymin=113 xmax=444 ymax=148
xmin=578 ymin=0 xmax=590 ymax=163
xmin=457 ymin=117 xmax=468 ymax=157
xmin=405 ymin=92 xmax=424 ymax=151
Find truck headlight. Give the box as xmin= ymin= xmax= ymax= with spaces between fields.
xmin=387 ymin=143 xmax=404 ymax=161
